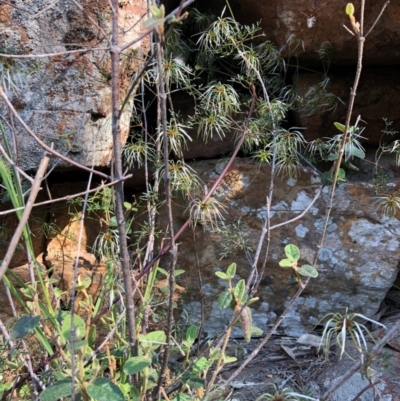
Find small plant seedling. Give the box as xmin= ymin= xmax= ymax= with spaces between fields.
xmin=215 ymin=263 xmax=260 ymax=342
xmin=318 ymin=308 xmax=386 ymax=362
xmin=279 ymin=244 xmax=318 ymax=282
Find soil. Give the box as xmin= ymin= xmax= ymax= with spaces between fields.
xmin=220 ymin=286 xmax=400 ymax=401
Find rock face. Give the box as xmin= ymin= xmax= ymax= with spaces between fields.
xmin=174 ymin=159 xmax=400 ymax=336
xmin=294 ymin=69 xmax=400 ymax=145
xmin=233 ymin=0 xmax=400 ymax=64
xmin=0 ymin=0 xmax=148 ymax=170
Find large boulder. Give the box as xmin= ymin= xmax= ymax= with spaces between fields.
xmin=233 ymin=0 xmax=400 ymax=64
xmin=294 ymin=68 xmax=400 ymax=145
xmin=173 ymin=159 xmax=400 ymax=336
xmin=0 ymin=0 xmax=148 ymax=170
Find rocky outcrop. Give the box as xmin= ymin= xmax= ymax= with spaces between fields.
xmin=172 ymin=159 xmax=400 ymax=336
xmin=295 ymin=68 xmax=400 ymax=145
xmin=233 ymin=0 xmax=400 ymax=64
xmin=0 ymin=0 xmax=148 ymax=170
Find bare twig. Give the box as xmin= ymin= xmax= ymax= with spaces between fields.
xmin=110 ymin=0 xmax=137 ymax=356
xmin=365 ymin=1 xmax=390 ymax=38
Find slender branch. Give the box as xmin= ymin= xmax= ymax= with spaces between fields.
xmin=110 ymin=0 xmax=137 ymax=355
xmin=153 ymin=20 xmax=178 ymax=397
xmin=269 ymin=188 xmax=322 ymax=230
xmin=0 ymin=87 xmax=111 ymax=180
xmin=365 ymin=1 xmax=390 ymax=38
xmin=0 ymin=153 xmax=49 ymax=282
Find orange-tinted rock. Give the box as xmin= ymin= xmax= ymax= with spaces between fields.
xmin=234 ymin=0 xmax=400 ymax=64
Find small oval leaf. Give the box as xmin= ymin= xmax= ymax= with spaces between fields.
xmin=215 ymin=271 xmax=228 ymax=280
xmin=217 ymin=291 xmax=233 ymax=309
xmin=39 ymin=379 xmax=73 ymax=401
xmin=61 ymin=314 xmax=86 ymax=342
xmin=298 ymin=264 xmax=319 ymax=278
xmin=86 ymin=378 xmax=124 ymax=401
xmin=123 ymin=357 xmax=151 ymax=375
xmin=334 ymin=122 xmax=346 ymax=132
xmin=279 ymin=259 xmax=294 ymax=268
xmin=226 ymin=262 xmax=236 ymax=278
xmin=186 ymin=325 xmax=198 ymax=342
xmin=11 ymin=315 xmax=40 ymax=340
xmin=233 ymin=279 xmax=246 ymax=303
xmin=284 ymin=244 xmax=300 ymax=261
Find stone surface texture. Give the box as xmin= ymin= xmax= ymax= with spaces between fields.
xmin=0 ymin=0 xmax=148 ymax=170
xmin=172 ymin=159 xmax=400 ymax=336
xmin=295 ymin=69 xmax=400 ymax=145
xmin=233 ymin=0 xmax=400 ymax=64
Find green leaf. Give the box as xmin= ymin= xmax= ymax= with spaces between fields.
xmin=130 ymin=386 xmax=140 ymax=401
xmin=75 ymin=277 xmax=91 ymax=291
xmin=192 ymin=357 xmax=212 ymax=374
xmin=347 ymin=146 xmax=365 ymax=159
xmin=86 ymin=378 xmax=124 ymax=401
xmin=150 ymin=4 xmax=165 ymax=19
xmin=226 ymin=262 xmax=236 ymax=278
xmin=334 ymin=122 xmax=346 ymax=132
xmin=346 ymin=3 xmax=355 ymax=15
xmin=215 ymin=271 xmax=228 ymax=280
xmin=279 ymin=258 xmax=294 ymax=268
xmin=138 ymin=330 xmax=166 ymax=352
xmin=217 ymin=291 xmax=233 ymax=309
xmin=10 ymin=315 xmax=40 ymax=340
xmin=67 ymin=340 xmax=88 ymax=352
xmin=284 ymin=244 xmax=300 ymax=261
xmin=143 ymin=17 xmax=164 ymax=30
xmin=109 ymin=216 xmax=118 ymax=227
xmin=337 ymin=168 xmax=347 ymax=182
xmin=171 ymin=393 xmax=191 ymax=401
xmin=251 ymin=326 xmax=264 ymax=336
xmin=39 ymin=378 xmax=73 ymax=401
xmin=247 ymin=297 xmax=259 ymax=306
xmin=326 ymin=152 xmax=339 ymax=161
xmin=174 ymin=269 xmax=185 ymax=276
xmin=157 ymin=267 xmax=168 ymax=276
xmin=298 ymin=264 xmax=319 ymax=278
xmin=321 ymin=171 xmax=333 ymax=185
xmin=223 ymin=355 xmax=237 ymax=364
xmin=186 ymin=378 xmax=205 ymax=389
xmin=61 ymin=314 xmax=85 ymax=342
xmin=186 ymin=325 xmax=198 ymax=343
xmin=233 ymin=279 xmax=246 ymax=302
xmin=123 ymin=357 xmax=151 ymax=375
